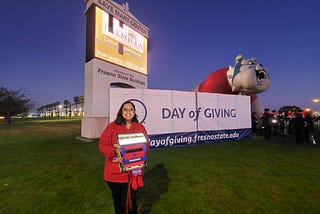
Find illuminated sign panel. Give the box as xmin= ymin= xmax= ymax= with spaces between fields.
xmin=95 ymin=6 xmax=148 ymax=75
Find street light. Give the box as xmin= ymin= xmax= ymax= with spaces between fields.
xmin=312 ymin=98 xmax=320 ymax=114
xmin=305 ymin=108 xmax=312 ymax=112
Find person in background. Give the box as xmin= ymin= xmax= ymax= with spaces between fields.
xmin=286 ymin=111 xmax=295 ymax=136
xmin=304 ymin=110 xmax=314 ymax=143
xmin=261 ymin=108 xmax=272 ymax=139
xmin=293 ymin=110 xmax=305 ymax=143
xmin=251 ymin=112 xmax=258 ymax=134
xmin=271 ymin=110 xmax=279 ymax=136
xmin=99 ymin=101 xmax=150 ymax=214
xmin=278 ymin=112 xmax=286 ymax=137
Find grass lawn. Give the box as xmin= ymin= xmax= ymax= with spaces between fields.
xmin=0 ymin=118 xmax=319 ymax=213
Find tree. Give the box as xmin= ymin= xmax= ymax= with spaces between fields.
xmin=278 ymin=105 xmax=301 ymax=114
xmin=63 ymin=100 xmax=70 ymax=117
xmin=37 ymin=105 xmax=45 ymax=115
xmin=55 ymin=101 xmax=61 ymax=117
xmin=0 ymin=87 xmax=34 ymax=124
xmin=80 ymin=95 xmax=84 ymax=116
xmin=73 ymin=96 xmax=80 ymax=116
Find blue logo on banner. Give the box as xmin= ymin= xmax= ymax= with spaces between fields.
xmin=128 ymin=98 xmax=147 ymax=123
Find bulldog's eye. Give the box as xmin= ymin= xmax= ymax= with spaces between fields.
xmin=247 ymin=60 xmax=256 ymax=65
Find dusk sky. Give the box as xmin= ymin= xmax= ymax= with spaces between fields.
xmin=1 ymin=0 xmax=320 ymax=112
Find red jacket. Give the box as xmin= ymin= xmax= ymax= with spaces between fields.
xmin=99 ymin=121 xmax=149 ymax=183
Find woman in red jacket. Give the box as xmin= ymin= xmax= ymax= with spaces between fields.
xmin=99 ymin=100 xmax=149 ymax=214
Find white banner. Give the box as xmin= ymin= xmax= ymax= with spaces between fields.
xmin=197 ymin=92 xmax=251 ymax=131
xmin=109 ymin=88 xmax=251 ymax=149
xmin=109 ymin=88 xmax=197 ymax=134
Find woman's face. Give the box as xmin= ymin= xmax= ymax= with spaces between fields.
xmin=122 ymin=103 xmax=135 ymax=123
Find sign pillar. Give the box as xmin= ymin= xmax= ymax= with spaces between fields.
xmin=82 ymin=0 xmax=149 ymax=139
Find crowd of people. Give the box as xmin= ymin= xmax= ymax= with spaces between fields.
xmin=252 ymin=108 xmax=319 ymax=144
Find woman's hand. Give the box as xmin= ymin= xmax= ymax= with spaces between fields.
xmin=115 ymin=147 xmax=123 ymax=163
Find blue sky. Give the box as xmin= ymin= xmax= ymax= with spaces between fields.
xmin=1 ymin=0 xmax=320 ymax=111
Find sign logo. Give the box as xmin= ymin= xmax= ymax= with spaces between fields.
xmin=128 ymin=99 xmax=147 ymax=123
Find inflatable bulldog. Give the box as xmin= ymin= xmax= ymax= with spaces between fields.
xmin=193 ymin=55 xmax=271 ymax=116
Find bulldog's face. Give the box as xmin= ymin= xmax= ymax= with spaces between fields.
xmin=227 ymin=55 xmax=270 ymax=94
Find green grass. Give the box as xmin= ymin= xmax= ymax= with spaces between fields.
xmin=1 ymin=119 xmax=319 ymax=213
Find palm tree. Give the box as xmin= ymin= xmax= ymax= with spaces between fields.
xmin=54 ymin=101 xmax=61 ymax=117
xmin=80 ymin=95 xmax=84 ymax=116
xmin=74 ymin=96 xmax=80 ymax=116
xmin=44 ymin=104 xmax=50 ymax=117
xmin=63 ymin=100 xmax=70 ymax=117
xmin=37 ymin=106 xmax=45 ymax=115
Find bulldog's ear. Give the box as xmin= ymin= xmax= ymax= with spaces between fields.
xmin=235 ymin=54 xmax=243 ymax=62
xmin=227 ymin=65 xmax=234 ymax=80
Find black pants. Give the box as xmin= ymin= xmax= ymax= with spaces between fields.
xmin=264 ymin=126 xmax=271 ymax=139
xmin=107 ymin=181 xmax=137 ymax=214
xmin=295 ymin=130 xmax=304 ymax=143
xmin=304 ymin=128 xmax=310 ymax=143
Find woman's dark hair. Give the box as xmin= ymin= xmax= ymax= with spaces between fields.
xmin=115 ymin=101 xmax=139 ymax=124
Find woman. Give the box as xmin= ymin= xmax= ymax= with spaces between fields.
xmin=99 ymin=100 xmax=149 ymax=214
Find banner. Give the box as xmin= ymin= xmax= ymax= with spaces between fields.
xmin=109 ymin=88 xmax=251 ymax=149
xmin=197 ymin=92 xmax=251 ymax=130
